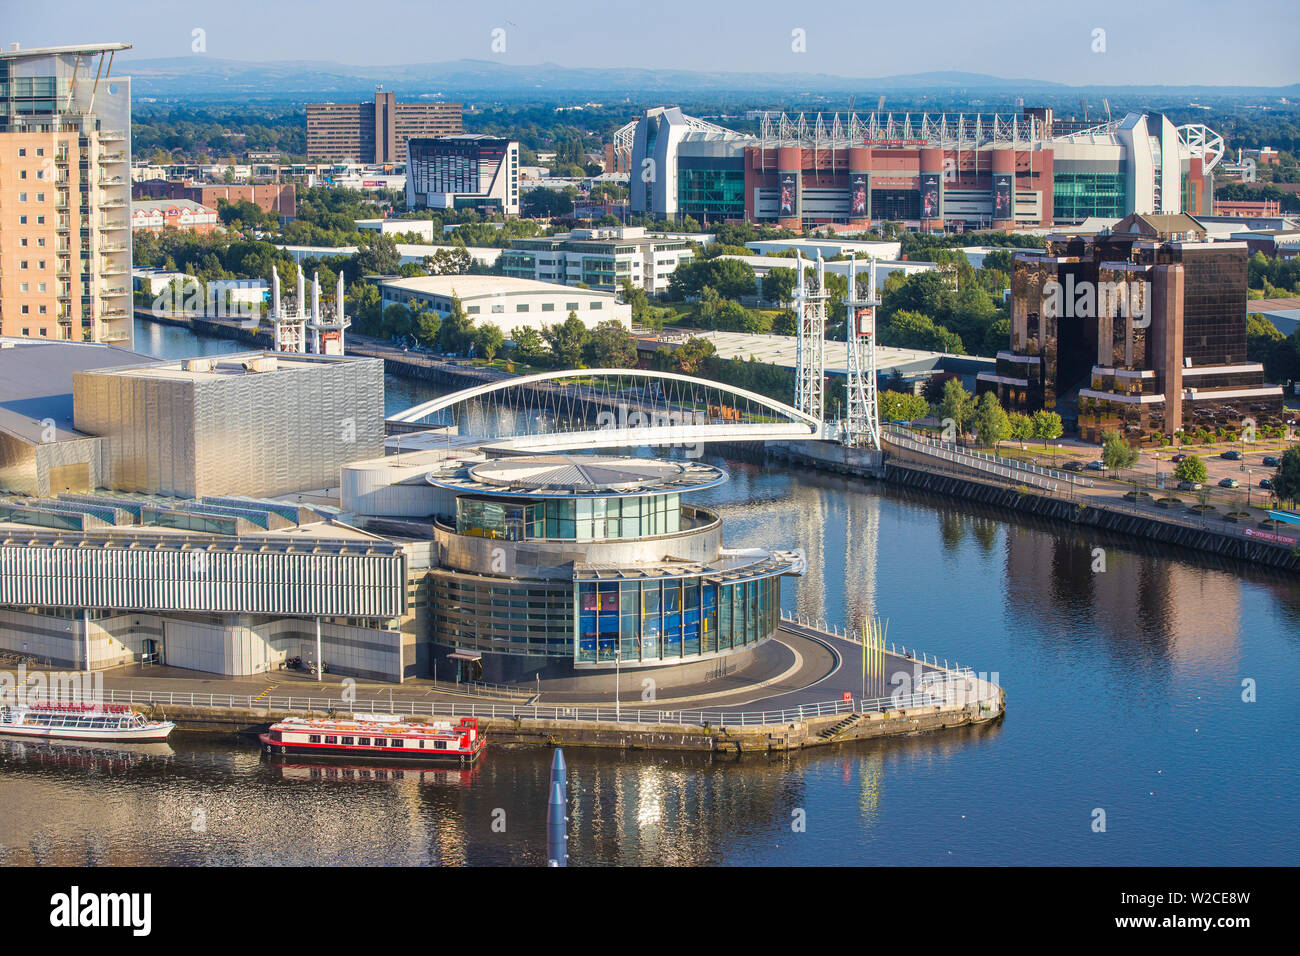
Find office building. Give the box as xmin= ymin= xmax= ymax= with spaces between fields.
xmin=976 ymin=213 xmax=1285 ymax=441
xmin=0 ymin=43 xmax=133 ymax=346
xmin=630 ymin=106 xmax=1222 ymax=231
xmin=405 ymin=135 xmax=519 ymax=215
xmin=306 ymin=91 xmax=462 ymax=163
xmin=131 ymin=179 xmax=296 ymax=220
xmin=379 ymin=275 xmax=629 ymax=332
xmin=500 ymin=226 xmax=694 ymax=294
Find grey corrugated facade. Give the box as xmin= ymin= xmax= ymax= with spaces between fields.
xmin=0 ymin=531 xmax=406 ymax=618
xmin=72 ymin=355 xmax=385 ymax=497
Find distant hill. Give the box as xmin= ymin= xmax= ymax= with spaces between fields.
xmin=119 ymin=56 xmax=1299 ymax=102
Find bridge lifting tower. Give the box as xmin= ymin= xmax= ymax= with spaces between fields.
xmin=844 ymin=253 xmax=882 ymax=448
xmin=269 ymin=267 xmax=307 ymax=353
xmin=268 ymin=268 xmax=349 ymax=355
xmin=793 ymin=251 xmax=828 ymax=423
xmin=307 ymin=270 xmax=350 ymax=356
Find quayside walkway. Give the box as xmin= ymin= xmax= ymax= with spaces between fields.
xmin=14 ymin=615 xmax=1005 ymax=753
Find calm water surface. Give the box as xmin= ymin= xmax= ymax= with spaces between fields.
xmin=3 ymin=324 xmax=1292 ymax=866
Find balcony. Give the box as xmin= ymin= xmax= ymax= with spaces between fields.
xmin=100 ymin=328 xmax=130 ymax=341
xmin=98 ymin=129 xmax=126 ymax=142
xmin=98 ymin=153 xmax=125 ymax=164
xmin=99 ymin=264 xmax=127 ymax=278
xmin=99 ymin=221 xmax=128 ymax=231
xmin=100 ymin=286 xmax=128 ymax=297
xmin=98 ymin=176 xmax=125 ymax=188
xmin=98 ymin=243 xmax=127 ymax=254
xmin=98 ymin=198 xmax=126 ymax=211
xmin=99 ymin=309 xmax=128 ymax=320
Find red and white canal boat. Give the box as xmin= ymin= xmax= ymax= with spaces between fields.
xmin=0 ymin=702 xmax=175 ymax=742
xmin=259 ymin=714 xmax=485 ymax=765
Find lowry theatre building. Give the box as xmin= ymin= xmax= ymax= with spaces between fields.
xmin=369 ymin=453 xmax=803 ymax=685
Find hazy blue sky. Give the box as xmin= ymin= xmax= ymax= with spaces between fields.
xmin=5 ymin=0 xmax=1297 ymax=87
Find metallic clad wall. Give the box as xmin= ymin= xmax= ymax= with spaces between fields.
xmin=73 ymin=358 xmax=384 ymax=497
xmin=0 ymin=540 xmax=406 ymax=618
xmin=0 ymin=431 xmax=38 ymax=496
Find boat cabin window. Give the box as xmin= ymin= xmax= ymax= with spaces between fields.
xmin=341 ymin=737 xmax=354 ymax=745
xmin=269 ymin=731 xmax=282 ymax=742
xmin=325 ymin=736 xmax=337 ymax=745
xmin=357 ymin=737 xmax=370 ymax=746
xmin=308 ymin=734 xmax=321 ymax=744
xmin=435 ymin=740 xmax=446 ymax=750
xmin=390 ymin=739 xmax=403 ymax=748
xmin=373 ymin=738 xmax=386 ymax=747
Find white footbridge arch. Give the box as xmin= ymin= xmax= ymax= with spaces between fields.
xmin=387 ymin=367 xmax=832 ymax=453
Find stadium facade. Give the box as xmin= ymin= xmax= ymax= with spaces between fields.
xmin=629 ymin=106 xmax=1222 ymax=230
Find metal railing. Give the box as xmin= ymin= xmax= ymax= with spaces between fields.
xmin=883 ymin=425 xmax=1081 ymax=490
xmin=44 ymin=684 xmax=997 ymax=729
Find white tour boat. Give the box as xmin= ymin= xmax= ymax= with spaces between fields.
xmin=0 ymin=702 xmax=175 ymax=742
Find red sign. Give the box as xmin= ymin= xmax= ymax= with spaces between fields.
xmin=1245 ymin=527 xmax=1298 ymax=546
xmin=842 ymin=692 xmax=853 ymax=703
xmin=863 ymin=139 xmax=926 ymax=146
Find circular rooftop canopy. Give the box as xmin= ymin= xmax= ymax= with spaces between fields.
xmin=428 ymin=454 xmax=727 ymax=498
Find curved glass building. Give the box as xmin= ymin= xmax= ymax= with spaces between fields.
xmin=424 ymin=454 xmax=803 ymax=682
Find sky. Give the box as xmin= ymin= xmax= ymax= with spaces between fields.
xmin=4 ymin=0 xmax=1298 ymax=88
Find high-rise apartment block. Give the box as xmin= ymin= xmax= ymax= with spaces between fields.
xmin=306 ymin=91 xmax=462 ymax=163
xmin=0 ymin=43 xmax=133 ymax=347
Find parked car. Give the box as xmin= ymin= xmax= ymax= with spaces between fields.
xmin=1218 ymin=477 xmax=1240 ymax=489
xmin=1220 ymin=450 xmax=1242 ymax=461
xmin=1085 ymin=460 xmax=1105 ymax=471
xmin=1259 ymin=478 xmax=1274 ymax=490
xmin=1262 ymin=455 xmax=1280 ymax=467
xmin=1171 ymin=453 xmax=1187 ymax=463
xmin=1177 ymin=480 xmax=1203 ymax=491
xmin=1062 ymin=460 xmax=1085 ymax=472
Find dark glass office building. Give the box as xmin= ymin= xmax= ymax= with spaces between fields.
xmin=978 ymin=213 xmax=1285 ymax=442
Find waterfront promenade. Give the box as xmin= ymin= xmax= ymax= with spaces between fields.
xmin=8 ymin=615 xmax=1004 ymax=753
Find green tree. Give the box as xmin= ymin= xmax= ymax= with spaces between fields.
xmin=972 ymin=391 xmax=1011 ymax=451
xmin=413 ymin=308 xmax=442 ymax=349
xmin=762 ymin=267 xmax=796 ymax=305
xmin=879 ymin=390 xmax=930 ymax=423
xmin=586 ymin=319 xmax=638 ymax=368
xmin=509 ymin=326 xmax=549 ymax=365
xmin=936 ymin=377 xmax=976 ymax=435
xmin=355 ymin=233 xmax=401 ymax=275
xmin=423 ymin=247 xmax=474 ymax=276
xmin=471 ymin=324 xmax=505 ymax=361
xmin=1101 ymin=429 xmax=1140 ymax=472
xmin=436 ymin=296 xmax=475 ymax=353
xmin=1174 ymin=454 xmax=1209 ymax=485
xmin=544 ymin=312 xmax=590 ymax=369
xmin=1030 ymin=409 xmax=1064 ymax=448
xmin=381 ymin=303 xmax=413 ymax=340
xmin=1009 ymin=412 xmax=1034 ymax=442
xmin=1271 ymin=446 xmax=1300 ymax=506
xmin=670 ymin=336 xmax=717 ymax=375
